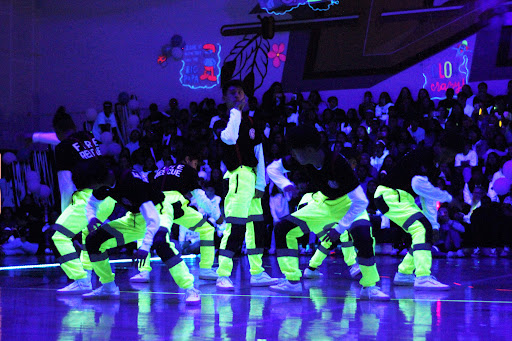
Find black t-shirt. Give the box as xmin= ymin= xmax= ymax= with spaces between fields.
xmin=55 ymin=131 xmax=101 ymax=172
xmin=152 ymin=164 xmax=200 ymax=196
xmin=282 ymin=151 xmax=360 ymax=200
xmin=93 ymin=169 xmax=164 ymax=213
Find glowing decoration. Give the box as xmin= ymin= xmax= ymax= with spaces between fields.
xmin=171 ymin=47 xmax=184 ymax=61
xmin=39 ymin=185 xmax=51 ymax=199
xmin=25 ymin=170 xmax=40 ymax=183
xmin=100 ymin=131 xmax=113 ymax=145
xmin=180 ymin=43 xmax=221 ymax=89
xmin=27 ymin=180 xmax=41 ymax=195
xmin=422 ymin=37 xmax=474 ymax=100
xmin=85 ymin=108 xmax=97 ymax=121
xmin=268 ymin=43 xmax=286 ymax=68
xmin=503 ymin=160 xmax=512 ymax=180
xmin=128 ymin=99 xmax=140 ymax=111
xmin=493 ymin=177 xmax=511 ymax=196
xmin=157 ymin=55 xmax=167 ymax=66
xmin=127 ymin=114 xmax=140 ymax=128
xmin=158 ymin=35 xmax=186 ymax=67
xmin=259 ymin=0 xmax=339 ymax=15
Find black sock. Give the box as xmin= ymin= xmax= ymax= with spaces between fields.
xmin=289 ymin=280 xmax=300 ymax=284
xmin=308 ymin=266 xmax=317 ymax=271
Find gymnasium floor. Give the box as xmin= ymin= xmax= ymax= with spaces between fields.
xmin=2 ymin=254 xmax=512 ymax=340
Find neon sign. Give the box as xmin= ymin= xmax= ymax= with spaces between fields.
xmin=259 ymin=0 xmax=339 ymax=15
xmin=422 ymin=39 xmax=473 ymax=100
xmin=179 ymin=43 xmax=221 ymax=89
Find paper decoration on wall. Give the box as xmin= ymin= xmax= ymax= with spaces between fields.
xmin=259 ymin=0 xmax=339 ymax=15
xmin=221 ymin=35 xmax=271 ymax=97
xmin=268 ymin=43 xmax=286 ymax=68
xmin=179 ymin=43 xmax=221 ymax=89
xmin=422 ymin=38 xmax=474 ymax=100
xmin=158 ymin=35 xmax=186 ymax=67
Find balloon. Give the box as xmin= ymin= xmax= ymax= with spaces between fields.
xmin=462 ymin=167 xmax=472 ymax=183
xmin=127 ymin=114 xmax=140 ymax=128
xmin=25 ymin=170 xmax=40 ymax=183
xmin=86 ymin=108 xmax=98 ymax=121
xmin=27 ymin=180 xmax=41 ymax=195
xmin=118 ymin=91 xmax=130 ymax=105
xmin=171 ymin=47 xmax=184 ymax=61
xmin=99 ymin=143 xmax=109 ymax=156
xmin=493 ymin=177 xmax=511 ymax=196
xmin=107 ymin=143 xmax=122 ymax=156
xmin=1 ymin=152 xmax=16 ymax=164
xmin=198 ymin=171 xmax=208 ymax=180
xmin=171 ymin=34 xmax=184 ymax=48
xmin=39 ymin=185 xmax=51 ymax=199
xmin=128 ymin=99 xmax=140 ymax=111
xmin=100 ymin=131 xmax=113 ymax=145
xmin=503 ymin=160 xmax=512 ymax=180
xmin=161 ymin=44 xmax=173 ymax=56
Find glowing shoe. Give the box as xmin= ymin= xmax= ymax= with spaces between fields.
xmin=216 ymin=276 xmax=235 ymax=290
xmin=130 ymin=271 xmax=150 ymax=283
xmin=393 ymin=272 xmax=415 ymax=286
xmin=250 ymin=272 xmax=279 ymax=286
xmin=414 ymin=275 xmax=450 ymax=290
xmin=269 ymin=280 xmax=302 ymax=295
xmin=184 ymin=288 xmax=201 ymax=305
xmin=199 ymin=268 xmax=219 ymax=280
xmin=303 ymin=268 xmax=324 ymax=279
xmin=82 ymin=282 xmax=120 ymax=300
xmin=57 ymin=278 xmax=92 ymax=295
xmin=349 ymin=263 xmax=361 ymax=278
xmin=360 ymin=286 xmax=390 ymax=301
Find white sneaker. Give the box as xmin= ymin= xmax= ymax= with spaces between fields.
xmin=360 ymin=286 xmax=390 ymax=301
xmin=130 ymin=271 xmax=150 ymax=283
xmin=456 ymin=249 xmax=465 ymax=258
xmin=414 ymin=275 xmax=450 ymax=291
xmin=303 ymin=268 xmax=324 ymax=279
xmin=471 ymin=247 xmax=480 ymax=258
xmin=184 ymin=287 xmax=201 ymax=305
xmin=57 ymin=278 xmax=92 ymax=295
xmin=269 ymin=279 xmax=302 ymax=295
xmin=447 ymin=251 xmax=455 ymax=258
xmin=349 ymin=263 xmax=361 ymax=278
xmin=216 ymin=276 xmax=234 ymax=290
xmin=250 ymin=272 xmax=279 ymax=286
xmin=82 ymin=283 xmax=120 ymax=300
xmin=199 ymin=268 xmax=219 ymax=280
xmin=393 ymin=272 xmax=415 ymax=286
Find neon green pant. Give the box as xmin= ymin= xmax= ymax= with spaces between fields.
xmin=52 ymin=189 xmax=115 ymax=280
xmin=275 ymin=191 xmax=380 ymax=286
xmin=374 ymin=186 xmax=433 ymax=276
xmin=137 ymin=191 xmax=215 ymax=272
xmin=88 ymin=209 xmax=194 ymax=289
xmin=218 ymin=166 xmax=266 ymax=277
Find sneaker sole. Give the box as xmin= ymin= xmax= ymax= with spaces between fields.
xmin=394 ymin=281 xmax=415 ymax=286
xmin=268 ymin=286 xmax=302 ymax=295
xmin=414 ymin=285 xmax=451 ymax=291
xmin=199 ymin=275 xmax=219 ymax=280
xmin=216 ymin=285 xmax=235 ymax=291
xmin=82 ymin=294 xmax=120 ymax=300
xmin=130 ymin=278 xmax=150 ymax=283
xmin=250 ymin=280 xmax=280 ymax=287
xmin=57 ymin=290 xmax=92 ymax=295
xmin=303 ymin=275 xmax=322 ymax=280
xmin=185 ymin=299 xmax=201 ymax=305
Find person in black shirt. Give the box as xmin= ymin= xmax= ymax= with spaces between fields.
xmin=267 ymin=125 xmax=389 ymax=300
xmin=50 ymin=111 xmax=116 ymax=295
xmin=130 ymin=151 xmax=222 ymax=282
xmin=80 ymin=162 xmax=200 ymax=304
xmin=215 ymin=80 xmax=278 ymax=290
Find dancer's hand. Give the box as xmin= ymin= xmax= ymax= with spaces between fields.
xmin=132 ymin=249 xmax=149 ymax=267
xmin=254 ymin=189 xmax=265 ymax=198
xmin=321 ymin=228 xmax=341 ymax=244
xmin=87 ymin=218 xmax=103 ymax=232
xmin=283 ymin=185 xmax=299 ymax=200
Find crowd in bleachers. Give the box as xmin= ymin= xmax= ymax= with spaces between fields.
xmin=2 ymin=80 xmax=512 ymax=259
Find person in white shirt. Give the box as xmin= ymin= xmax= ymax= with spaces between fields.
xmin=407 ymin=118 xmax=425 ymax=144
xmin=455 ymin=143 xmax=478 ymax=168
xmin=92 ymin=102 xmax=120 ymax=143
xmin=370 ymin=140 xmax=389 ymax=172
xmin=375 ymin=92 xmax=393 ymax=124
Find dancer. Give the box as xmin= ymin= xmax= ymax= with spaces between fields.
xmin=49 ymin=111 xmax=115 ymax=294
xmin=130 ymin=150 xmax=221 ymax=282
xmin=374 ymin=148 xmax=452 ymax=290
xmin=267 ymin=125 xmax=388 ymax=300
xmin=81 ymin=161 xmax=200 ymax=304
xmin=216 ymin=79 xmax=277 ymax=290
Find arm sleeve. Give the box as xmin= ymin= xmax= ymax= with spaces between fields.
xmin=139 ymin=201 xmax=161 ymax=252
xmin=254 ymin=143 xmax=266 ymax=192
xmin=85 ymin=194 xmax=103 ymax=222
xmin=463 ymin=183 xmax=472 ymax=205
xmin=191 ymin=189 xmax=220 ymax=220
xmin=335 ymin=186 xmax=368 ymax=233
xmin=411 ymin=176 xmax=452 ymax=203
xmin=57 ymin=171 xmax=76 ymax=212
xmin=450 ymin=220 xmax=465 ymax=233
xmin=267 ymin=159 xmax=293 ymax=191
xmin=454 ymin=154 xmax=462 ymax=167
xmin=32 ymin=132 xmax=60 ymax=145
xmin=420 ymin=196 xmax=440 ymax=230
xmin=220 ymin=108 xmax=242 ymax=145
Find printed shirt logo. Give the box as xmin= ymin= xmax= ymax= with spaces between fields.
xmin=72 ymin=138 xmax=101 ymax=160
xmin=132 ymin=171 xmax=149 ymax=183
xmin=249 ymin=128 xmax=256 ymax=140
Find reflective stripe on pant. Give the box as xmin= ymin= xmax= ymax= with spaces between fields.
xmin=53 ymin=189 xmax=115 ymax=280
xmin=218 ymin=166 xmax=255 ymax=277
xmin=138 ymin=191 xmax=216 ymax=272
xmin=374 ymin=186 xmax=432 ymax=277
xmin=245 ymin=198 xmax=266 ymax=276
xmin=275 ymin=191 xmax=351 ymax=281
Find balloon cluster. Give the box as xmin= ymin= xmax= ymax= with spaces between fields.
xmin=25 ymin=170 xmax=51 ymax=198
xmin=2 ymin=152 xmax=17 ymax=165
xmin=99 ymin=132 xmax=121 ymax=157
xmin=159 ymin=34 xmax=186 ymax=65
xmin=494 ymin=160 xmax=512 ymax=195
